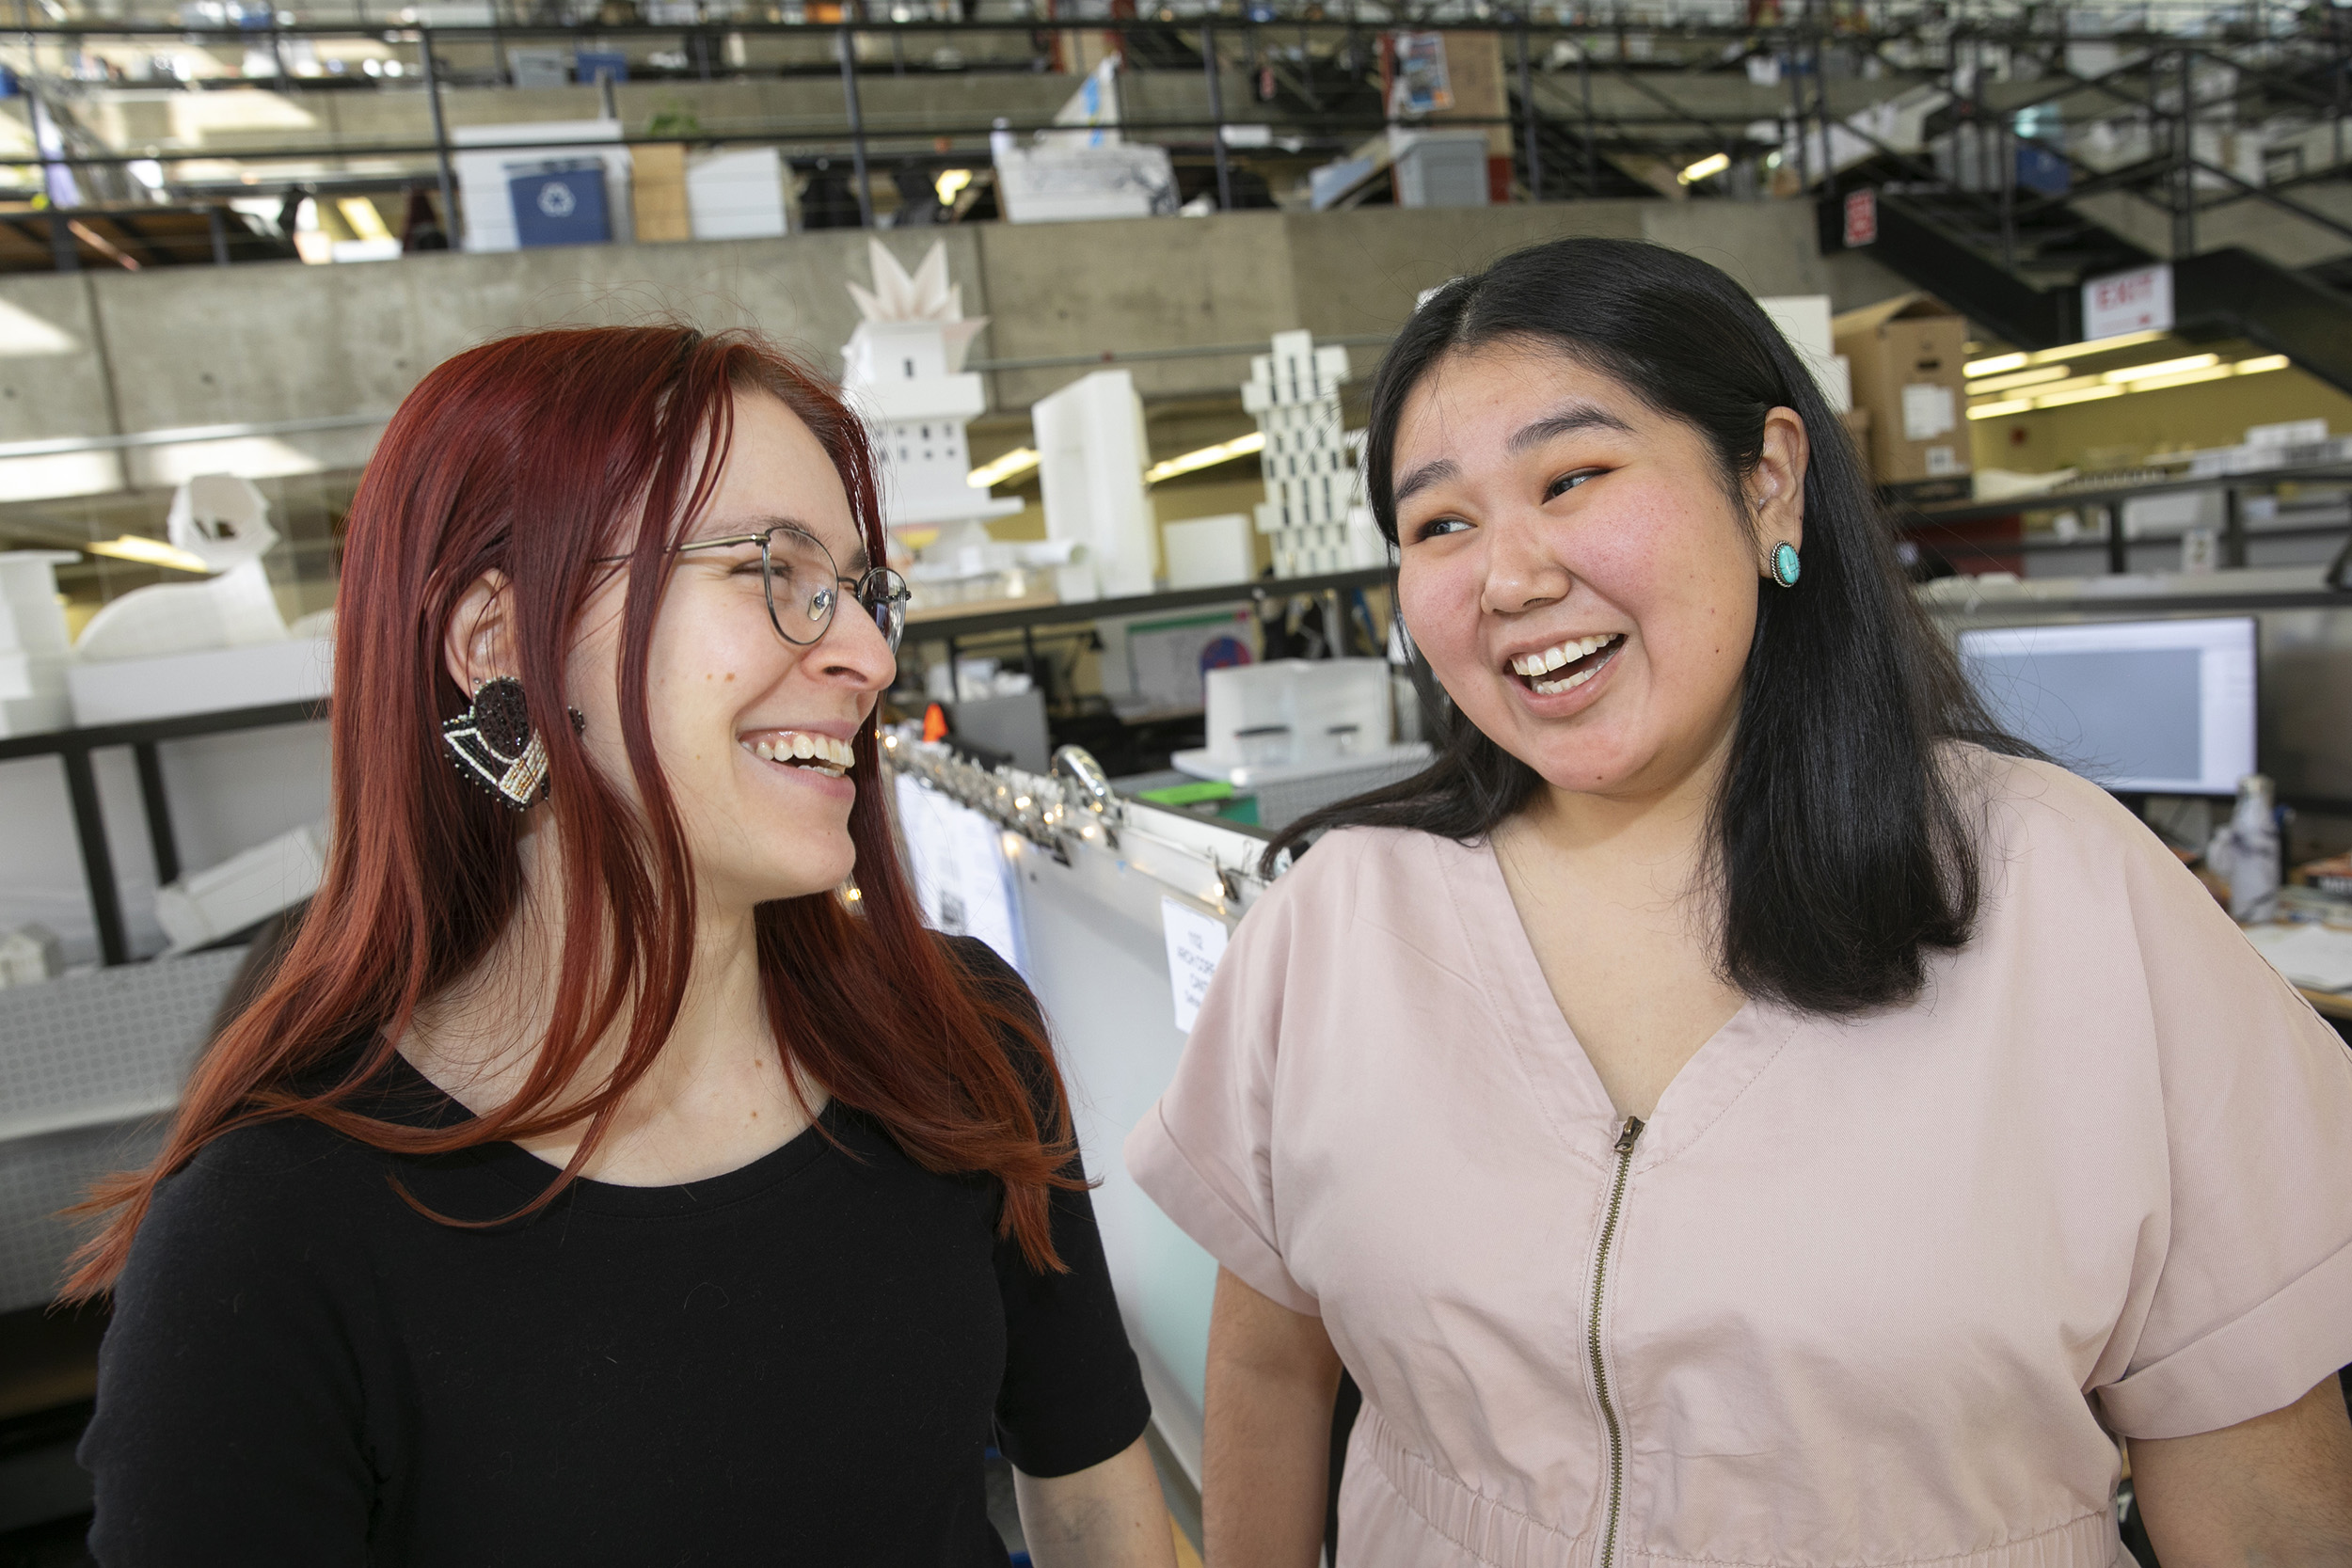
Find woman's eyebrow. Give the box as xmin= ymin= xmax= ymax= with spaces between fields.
xmin=1393 ymin=457 xmax=1460 ymax=506
xmin=695 ymin=515 xmax=870 ymax=573
xmin=1394 ymin=404 xmax=1635 ymax=506
xmin=1507 ymin=404 xmax=1636 ymax=454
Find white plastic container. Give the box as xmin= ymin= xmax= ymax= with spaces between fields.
xmin=1201 ymin=658 xmax=1392 ymax=769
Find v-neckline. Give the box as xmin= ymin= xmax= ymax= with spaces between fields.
xmin=1438 ymin=832 xmax=1799 ymax=1172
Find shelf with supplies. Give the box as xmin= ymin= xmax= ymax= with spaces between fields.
xmin=1889 ymin=461 xmax=2352 ymax=578
xmin=900 ymin=565 xmax=1395 ymax=646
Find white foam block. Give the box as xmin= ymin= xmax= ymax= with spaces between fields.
xmin=68 ymin=638 xmax=332 ymax=726
xmin=1162 ymin=514 xmax=1255 ymax=590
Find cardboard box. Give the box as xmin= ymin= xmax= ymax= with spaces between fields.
xmin=1833 ymin=293 xmax=1972 ymax=488
xmin=631 ymin=141 xmax=691 ymax=243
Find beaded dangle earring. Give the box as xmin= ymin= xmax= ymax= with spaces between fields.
xmin=1770 ymin=542 xmax=1802 ymax=589
xmin=441 ymin=675 xmax=580 ymax=812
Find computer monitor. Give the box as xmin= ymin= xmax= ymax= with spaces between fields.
xmin=1955 ymin=617 xmax=2258 ymax=797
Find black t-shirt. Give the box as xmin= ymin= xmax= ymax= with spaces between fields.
xmin=81 ymin=937 xmax=1151 ymax=1566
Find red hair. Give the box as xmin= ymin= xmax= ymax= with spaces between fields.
xmin=65 ymin=325 xmax=1075 ymax=1297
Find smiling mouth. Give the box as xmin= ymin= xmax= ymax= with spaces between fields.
xmin=739 ymin=730 xmax=856 ymax=780
xmin=1508 ymin=633 xmax=1625 ymax=696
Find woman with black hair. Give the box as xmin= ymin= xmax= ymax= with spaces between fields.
xmin=1127 ymin=238 xmax=2352 ymax=1567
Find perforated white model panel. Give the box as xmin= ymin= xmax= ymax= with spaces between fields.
xmin=0 ymin=950 xmax=242 ymax=1143
xmin=0 ymin=949 xmax=243 ymax=1311
xmin=0 ymin=1118 xmax=170 ymax=1314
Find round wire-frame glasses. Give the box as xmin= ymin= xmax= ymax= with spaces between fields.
xmin=607 ymin=525 xmax=911 ymax=653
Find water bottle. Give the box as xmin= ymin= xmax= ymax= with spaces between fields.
xmin=2207 ymin=773 xmax=2280 ymax=923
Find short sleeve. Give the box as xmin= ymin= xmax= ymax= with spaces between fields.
xmin=1124 ymin=862 xmax=1320 ymax=1316
xmin=942 ymin=934 xmax=1153 ymax=1478
xmin=2090 ymin=819 xmax=2352 ymax=1439
xmin=83 ymin=1132 xmax=376 ymax=1563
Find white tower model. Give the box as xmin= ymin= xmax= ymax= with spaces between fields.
xmin=1031 ymin=368 xmax=1156 ymax=601
xmin=840 ymin=239 xmax=1021 ymax=535
xmin=1245 ymin=329 xmax=1385 ymax=578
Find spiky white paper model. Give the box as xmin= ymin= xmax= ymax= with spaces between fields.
xmin=840 ymin=239 xmax=1022 ymax=534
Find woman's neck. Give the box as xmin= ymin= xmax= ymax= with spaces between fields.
xmin=400 ymin=837 xmax=815 ymax=1183
xmin=1517 ymin=721 xmax=1735 ymax=890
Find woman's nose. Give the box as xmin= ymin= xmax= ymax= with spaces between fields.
xmin=1481 ymin=517 xmax=1574 ymax=616
xmin=814 ymin=597 xmax=897 ymax=691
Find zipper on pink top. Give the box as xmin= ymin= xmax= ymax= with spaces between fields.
xmin=1588 ymin=1115 xmax=1645 ymax=1568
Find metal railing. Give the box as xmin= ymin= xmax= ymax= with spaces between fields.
xmin=0 ymin=7 xmax=2342 ymax=268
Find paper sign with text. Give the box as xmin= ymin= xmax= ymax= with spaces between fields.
xmin=1160 ymin=896 xmax=1231 ymax=1033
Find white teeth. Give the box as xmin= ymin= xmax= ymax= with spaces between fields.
xmin=1512 ymin=634 xmax=1621 ymax=680
xmin=741 ymin=731 xmax=859 ymax=771
xmin=1532 ymin=665 xmax=1597 ymax=696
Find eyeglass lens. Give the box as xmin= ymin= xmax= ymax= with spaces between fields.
xmin=759 ymin=530 xmax=908 ymax=653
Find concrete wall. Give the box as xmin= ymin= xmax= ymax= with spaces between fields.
xmin=64 ymin=69 xmax=1258 ymax=160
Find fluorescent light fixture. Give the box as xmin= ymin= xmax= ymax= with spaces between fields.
xmin=2235 ymin=355 xmax=2290 ymax=375
xmin=1963 ymin=351 xmax=2029 ymax=377
xmin=1677 ymin=152 xmax=1730 ymax=184
xmin=85 ymin=534 xmax=213 ymax=573
xmin=1967 ymin=364 xmax=2071 ymax=395
xmin=2010 ymin=373 xmax=2105 ymax=400
xmin=336 ymin=197 xmax=392 ymax=243
xmin=966 ymin=447 xmax=1040 ymax=488
xmin=1966 ymin=398 xmax=2036 ymax=420
xmin=2034 ymin=384 xmax=2126 ymax=409
xmin=1963 ymin=329 xmax=2169 ymax=379
xmin=1145 ymin=431 xmax=1265 ymax=485
xmin=2128 ymin=364 xmax=2237 ymax=392
xmin=2103 ymin=353 xmax=2216 ymax=384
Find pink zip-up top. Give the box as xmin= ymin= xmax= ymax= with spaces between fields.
xmin=1126 ymin=751 xmax=2352 ymax=1568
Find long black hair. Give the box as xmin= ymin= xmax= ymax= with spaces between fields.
xmin=1275 ymin=238 xmax=2029 ymax=1016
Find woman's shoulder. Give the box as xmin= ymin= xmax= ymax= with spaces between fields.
xmin=1943 ymin=740 xmax=2223 ymax=924
xmin=119 ymin=1114 xmax=386 ymax=1310
xmin=1264 ymin=822 xmax=1481 ymax=905
xmin=149 ymin=1114 xmax=383 ymax=1228
xmin=1941 ymin=741 xmax=2150 ymax=853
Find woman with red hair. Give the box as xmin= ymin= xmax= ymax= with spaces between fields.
xmin=67 ymin=325 xmax=1174 ymax=1567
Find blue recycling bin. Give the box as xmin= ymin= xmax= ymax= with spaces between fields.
xmin=574 ymin=49 xmax=628 ymax=83
xmin=509 ymin=160 xmax=612 ymax=248
xmin=2015 ymin=141 xmax=2071 ymax=197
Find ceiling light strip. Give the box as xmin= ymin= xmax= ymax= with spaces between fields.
xmin=1145 ymin=430 xmax=1265 ymax=485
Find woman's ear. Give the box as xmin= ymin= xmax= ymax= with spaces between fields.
xmin=1748 ymin=406 xmax=1811 ymax=570
xmin=442 ymin=570 xmax=517 ymax=699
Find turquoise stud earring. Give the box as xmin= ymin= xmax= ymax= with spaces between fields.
xmin=1771 ymin=542 xmax=1802 ymax=589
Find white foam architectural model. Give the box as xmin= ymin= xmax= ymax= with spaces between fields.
xmin=840 ymin=239 xmax=1022 ymax=535
xmin=0 ymin=922 xmax=63 ymax=988
xmin=75 ymin=474 xmax=288 ymax=663
xmin=1032 ymin=369 xmax=1157 ymax=600
xmin=1245 ymin=331 xmax=1388 ymax=578
xmin=0 ymin=551 xmax=77 ymax=737
xmin=154 ymin=820 xmax=326 ymax=953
